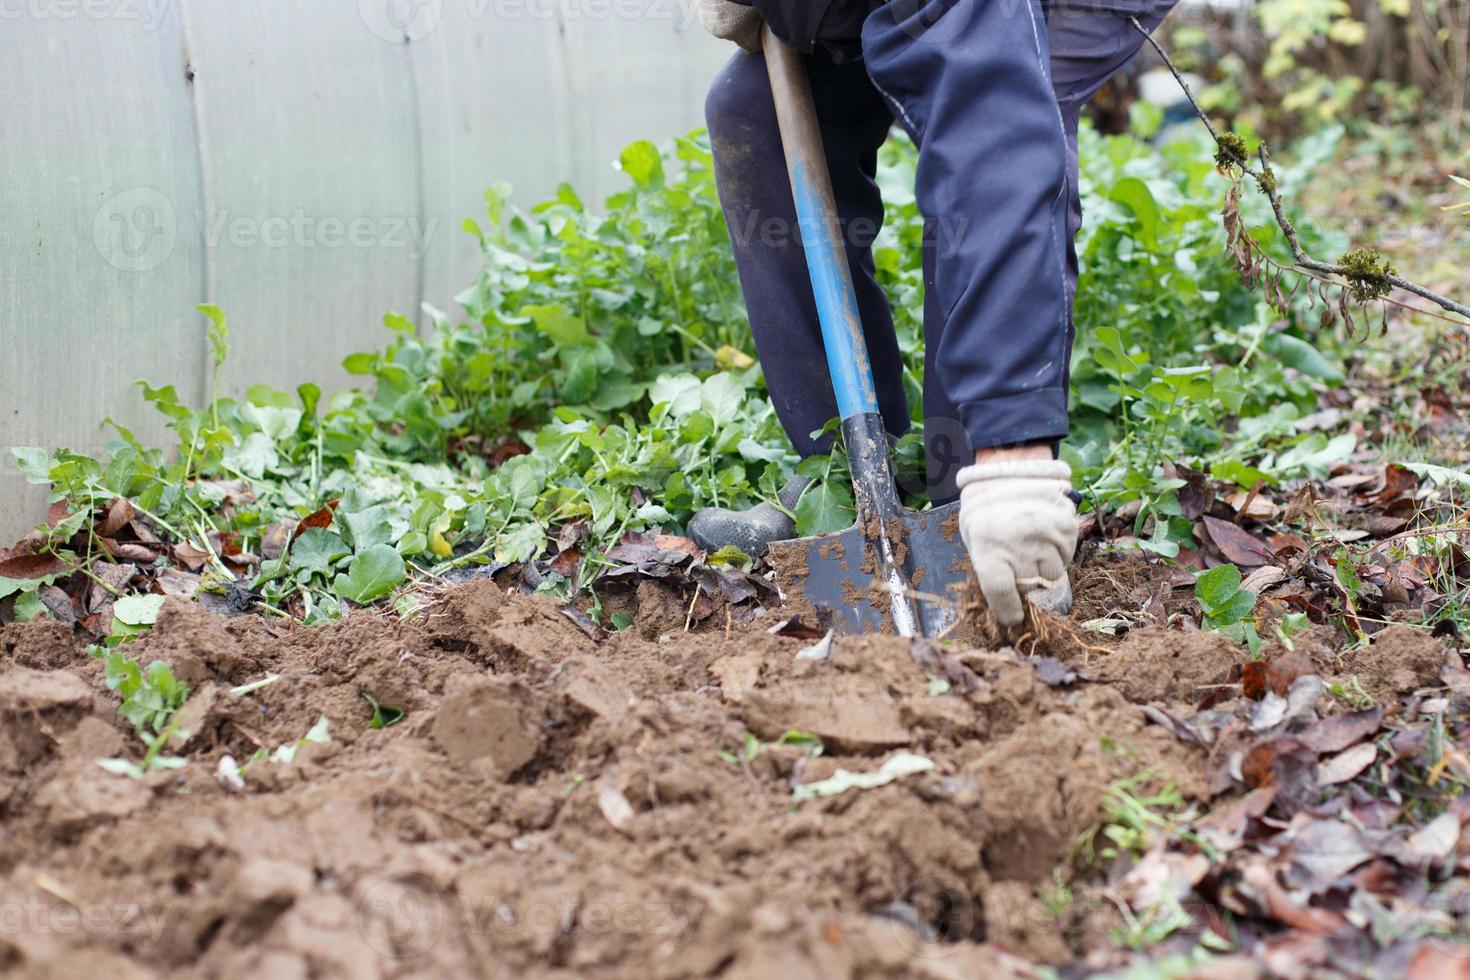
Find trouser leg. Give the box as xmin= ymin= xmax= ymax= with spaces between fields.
xmin=705 ymin=50 xmax=904 ymax=458
xmin=899 ymin=0 xmax=1179 ymax=504
xmin=864 ymin=0 xmax=1074 ymax=457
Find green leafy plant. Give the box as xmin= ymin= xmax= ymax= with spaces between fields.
xmin=716 ymin=730 xmax=824 ymax=765
xmin=97 ymin=650 xmax=190 ymax=779
xmin=1195 ymin=564 xmax=1261 ymax=651
xmin=8 ymin=122 xmax=1345 ymax=620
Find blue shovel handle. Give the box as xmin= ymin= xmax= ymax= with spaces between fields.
xmin=761 ymin=26 xmax=882 ymax=423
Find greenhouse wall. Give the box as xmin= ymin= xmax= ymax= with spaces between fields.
xmin=0 ymin=0 xmax=730 ymax=543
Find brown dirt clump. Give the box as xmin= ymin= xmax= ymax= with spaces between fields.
xmin=1089 ymin=628 xmax=1243 ymax=705
xmin=0 ymin=616 xmax=92 ymax=671
xmin=0 ymin=578 xmax=1219 ymax=977
xmin=1330 ymin=625 xmax=1450 ymax=703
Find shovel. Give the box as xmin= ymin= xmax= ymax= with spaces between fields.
xmin=761 ymin=28 xmax=968 ymax=638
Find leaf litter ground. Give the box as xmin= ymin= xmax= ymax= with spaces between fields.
xmin=1 ymin=546 xmax=1467 ymax=978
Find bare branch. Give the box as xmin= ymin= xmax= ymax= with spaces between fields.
xmin=1128 ymin=16 xmax=1470 ymax=324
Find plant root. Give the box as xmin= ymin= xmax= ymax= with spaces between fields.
xmin=962 ymin=581 xmax=1112 ymax=662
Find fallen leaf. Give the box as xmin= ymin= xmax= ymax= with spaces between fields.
xmin=1117 ymin=849 xmax=1210 ymax=911
xmin=489 ymin=438 xmax=531 ymax=467
xmin=1407 ymin=943 xmax=1470 ymax=979
xmin=128 ymin=520 xmax=161 ymax=544
xmin=1032 ymin=657 xmax=1078 ymax=687
xmin=1242 ymin=661 xmax=1269 ymax=701
xmin=550 ymin=546 xmax=582 ymax=578
xmin=1405 ymin=812 xmax=1461 ymax=864
xmin=1251 ymin=692 xmax=1289 ymax=732
xmin=1140 ymin=704 xmax=1211 ymax=746
xmin=1284 ymin=818 xmax=1374 ymax=887
xmin=1239 ymin=736 xmax=1319 ymax=810
xmin=1327 ymin=471 xmax=1380 ymax=492
xmin=259 ymin=521 xmax=293 ymax=560
xmin=1375 ymin=464 xmax=1420 ymax=504
xmin=766 ymin=616 xmax=831 ymax=640
xmin=690 ymin=565 xmax=758 ymax=605
xmin=653 ymin=534 xmax=700 ymax=559
xmin=40 ymin=586 xmax=78 ymax=625
xmin=196 ymin=479 xmax=256 ymax=506
xmin=1363 ymin=515 xmax=1411 ymax=537
xmin=1317 ymin=742 xmax=1377 ymax=785
xmin=1268 ymin=532 xmax=1310 ymax=556
xmin=1243 ymin=862 xmax=1348 ymax=933
xmin=101 ymin=539 xmax=158 ymax=563
xmin=1267 ymin=652 xmax=1314 ymax=697
xmin=1282 ymin=674 xmax=1324 ymax=726
xmin=1227 ymin=490 xmax=1279 ymax=522
xmin=1242 ymin=565 xmax=1287 ymax=595
xmin=909 ymin=640 xmax=983 ymax=694
xmin=1170 ymin=464 xmax=1215 ymax=520
xmin=1202 ymin=516 xmax=1274 ymax=566
xmin=0 ymin=554 xmax=66 ymax=579
xmin=557 ymin=604 xmax=605 ymax=642
xmin=1298 ymin=707 xmax=1384 ymax=754
xmin=291 ymin=502 xmax=339 ymax=542
xmin=172 ymin=542 xmax=211 ymax=572
xmin=97 ymin=497 xmax=135 ymax=537
xmin=89 ymin=563 xmax=137 ymax=612
xmin=1197 ymin=785 xmax=1278 ymax=853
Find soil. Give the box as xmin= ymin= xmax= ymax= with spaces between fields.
xmin=0 ymin=573 xmax=1449 ymax=978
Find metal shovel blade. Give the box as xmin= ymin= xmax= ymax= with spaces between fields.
xmin=768 ymin=500 xmax=968 ymax=638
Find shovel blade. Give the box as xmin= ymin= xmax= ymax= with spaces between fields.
xmin=768 ymin=502 xmax=968 ymax=638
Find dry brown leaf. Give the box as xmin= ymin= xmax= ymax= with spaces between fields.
xmin=1202 ymin=516 xmax=1274 ymax=567
xmin=172 ymin=542 xmax=211 ymax=572
xmin=0 ymin=554 xmax=67 ymax=580
xmin=1267 ymin=652 xmax=1314 ymax=697
xmin=1298 ymin=707 xmax=1384 ymax=754
xmin=97 ymin=497 xmax=135 ymax=537
xmin=1227 ymin=490 xmax=1279 ymax=521
xmin=1317 ymin=742 xmax=1377 ymax=785
xmin=1242 ymin=565 xmax=1287 ymax=595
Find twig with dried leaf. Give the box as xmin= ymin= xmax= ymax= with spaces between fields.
xmin=1129 ymin=16 xmax=1470 ymax=328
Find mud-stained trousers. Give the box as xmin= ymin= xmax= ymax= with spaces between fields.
xmin=705 ymin=0 xmax=1177 ymax=502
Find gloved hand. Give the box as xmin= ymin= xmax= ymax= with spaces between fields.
xmin=699 ymin=0 xmax=763 ymax=53
xmin=956 ymin=459 xmax=1078 ymax=626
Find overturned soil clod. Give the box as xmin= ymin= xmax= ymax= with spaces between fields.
xmin=0 ymin=573 xmax=1462 ymax=977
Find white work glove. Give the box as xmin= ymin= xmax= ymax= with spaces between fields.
xmin=699 ymin=0 xmax=763 ymax=53
xmin=956 ymin=459 xmax=1078 ymax=627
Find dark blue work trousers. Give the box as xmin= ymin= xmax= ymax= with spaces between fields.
xmin=705 ymin=0 xmax=1177 ymax=502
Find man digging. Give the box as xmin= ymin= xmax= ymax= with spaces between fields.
xmin=689 ymin=0 xmax=1176 ymax=627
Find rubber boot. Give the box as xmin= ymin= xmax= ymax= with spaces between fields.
xmin=687 ymin=475 xmax=812 ymax=558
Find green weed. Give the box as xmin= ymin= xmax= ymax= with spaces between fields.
xmin=10 ymin=123 xmax=1347 ymax=617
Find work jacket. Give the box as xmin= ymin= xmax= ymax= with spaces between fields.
xmin=739 ymin=0 xmax=884 ymax=63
